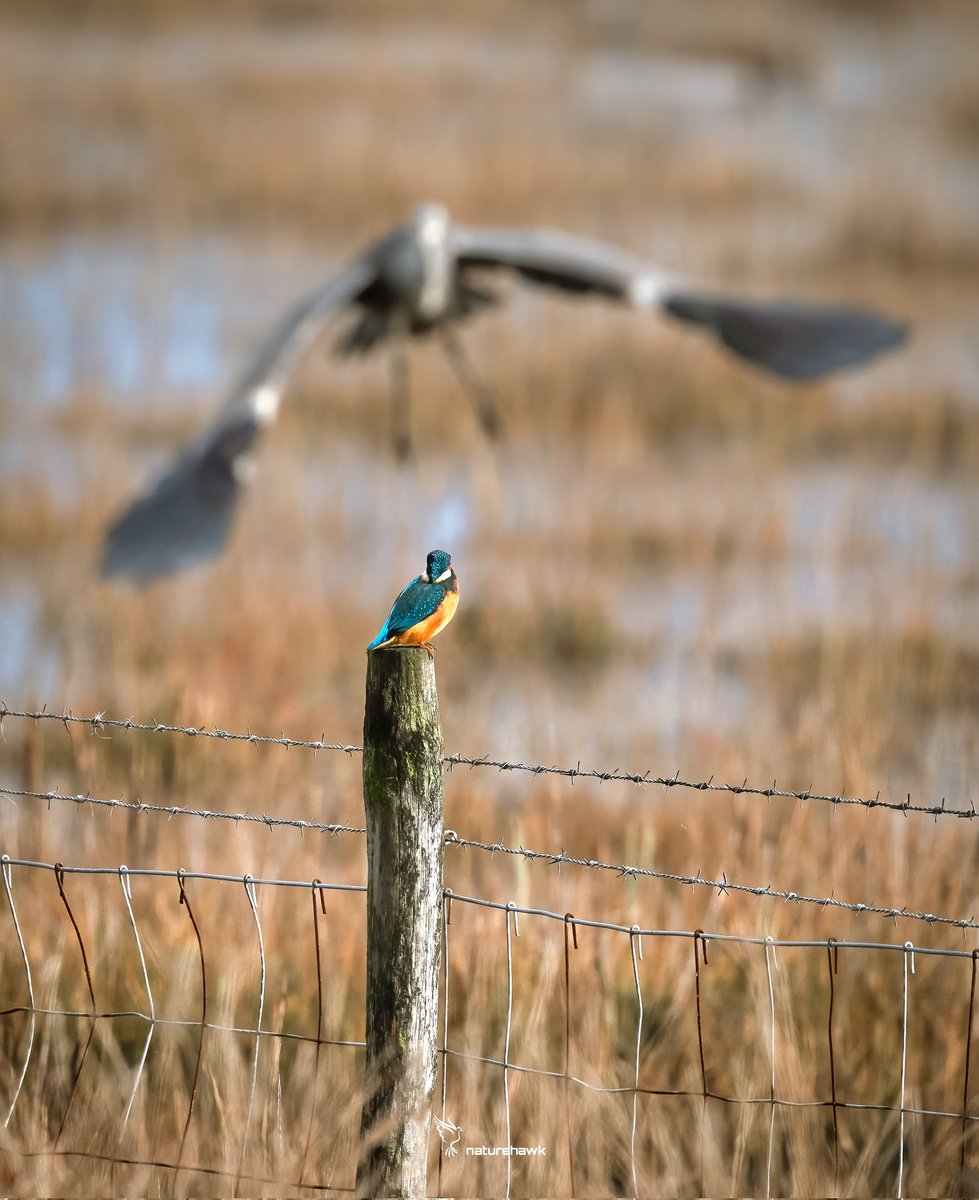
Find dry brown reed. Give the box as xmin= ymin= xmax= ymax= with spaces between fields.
xmin=1 ymin=0 xmax=979 ymax=1194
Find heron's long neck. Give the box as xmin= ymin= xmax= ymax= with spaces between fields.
xmin=416 ymin=231 xmax=452 ymax=322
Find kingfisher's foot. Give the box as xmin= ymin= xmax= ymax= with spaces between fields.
xmin=384 ymin=643 xmax=433 ymax=658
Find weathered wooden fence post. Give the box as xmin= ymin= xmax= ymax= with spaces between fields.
xmin=357 ymin=648 xmax=444 ymax=1198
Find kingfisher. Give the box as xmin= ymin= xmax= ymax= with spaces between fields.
xmin=366 ymin=549 xmax=459 ymax=654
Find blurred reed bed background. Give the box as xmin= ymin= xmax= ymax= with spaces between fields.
xmin=1 ymin=0 xmax=978 ymax=1193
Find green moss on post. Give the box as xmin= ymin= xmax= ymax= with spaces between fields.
xmin=357 ymin=648 xmax=444 ymax=1199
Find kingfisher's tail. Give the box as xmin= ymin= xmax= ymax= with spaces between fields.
xmin=366 ymin=625 xmax=390 ymax=652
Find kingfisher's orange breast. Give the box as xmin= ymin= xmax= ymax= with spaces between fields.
xmin=388 ymin=582 xmax=459 ymax=646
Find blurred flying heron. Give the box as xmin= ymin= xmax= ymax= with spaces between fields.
xmin=102 ymin=202 xmax=906 ymax=582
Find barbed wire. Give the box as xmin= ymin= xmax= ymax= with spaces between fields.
xmin=443 ymin=754 xmax=976 ymax=820
xmin=2 ymin=703 xmax=976 ymax=822
xmin=0 ymin=704 xmax=360 ymax=754
xmin=0 ymin=784 xmax=365 ymax=838
xmin=3 ymin=764 xmax=978 ymax=929
xmin=442 ymin=839 xmax=979 ymax=930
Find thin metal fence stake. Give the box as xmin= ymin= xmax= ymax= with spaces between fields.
xmin=898 ymin=941 xmax=915 ymax=1199
xmin=235 ymin=875 xmax=267 ymax=1196
xmin=564 ymin=913 xmax=578 ymax=1197
xmin=1 ymin=856 xmax=36 ymax=1130
xmin=826 ymin=939 xmax=840 ymax=1195
xmin=629 ymin=926 xmax=644 ymax=1200
xmin=763 ymin=938 xmax=778 ymax=1199
xmin=118 ymin=866 xmax=154 ymax=1132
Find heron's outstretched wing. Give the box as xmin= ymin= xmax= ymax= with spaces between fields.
xmin=450 ymin=224 xmax=658 ymax=301
xmin=101 ymin=257 xmax=374 ymax=583
xmin=100 ymin=410 xmax=264 ymax=583
xmin=451 ymin=223 xmax=906 ymax=379
xmin=660 ymin=292 xmax=907 ymax=381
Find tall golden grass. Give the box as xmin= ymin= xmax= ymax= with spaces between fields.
xmin=1 ymin=0 xmax=978 ymax=1194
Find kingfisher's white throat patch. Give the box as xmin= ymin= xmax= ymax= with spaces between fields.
xmin=435 ymin=567 xmax=453 ymax=583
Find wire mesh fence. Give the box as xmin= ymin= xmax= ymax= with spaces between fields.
xmin=1 ymin=705 xmax=978 ymax=1196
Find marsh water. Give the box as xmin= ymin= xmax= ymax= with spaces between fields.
xmin=1 ymin=10 xmax=978 ymax=799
